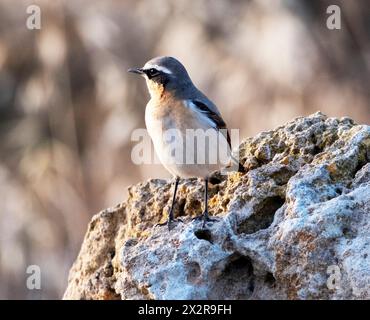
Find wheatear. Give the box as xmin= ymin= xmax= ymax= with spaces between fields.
xmin=128 ymin=56 xmax=241 ymax=229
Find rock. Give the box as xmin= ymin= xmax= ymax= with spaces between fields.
xmin=63 ymin=112 xmax=370 ymax=300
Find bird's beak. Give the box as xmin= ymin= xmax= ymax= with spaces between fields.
xmin=127 ymin=67 xmax=144 ymax=75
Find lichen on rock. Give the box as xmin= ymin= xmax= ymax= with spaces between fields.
xmin=63 ymin=112 xmax=370 ymax=300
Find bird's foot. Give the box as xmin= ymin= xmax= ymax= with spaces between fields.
xmin=192 ymin=212 xmax=218 ymax=228
xmin=156 ymin=217 xmax=183 ymax=231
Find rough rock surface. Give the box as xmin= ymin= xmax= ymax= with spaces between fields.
xmin=63 ymin=113 xmax=370 ymax=300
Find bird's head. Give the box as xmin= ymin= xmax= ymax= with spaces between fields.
xmin=128 ymin=56 xmax=192 ymax=99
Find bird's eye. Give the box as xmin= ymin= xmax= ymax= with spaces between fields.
xmin=148 ymin=68 xmax=158 ymax=76
xmin=145 ymin=68 xmax=161 ymax=79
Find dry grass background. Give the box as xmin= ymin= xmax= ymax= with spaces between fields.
xmin=0 ymin=0 xmax=369 ymax=299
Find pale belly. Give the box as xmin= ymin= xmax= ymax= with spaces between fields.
xmin=145 ymin=103 xmax=230 ymax=178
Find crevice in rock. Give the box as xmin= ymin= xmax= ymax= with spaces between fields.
xmin=248 ymin=278 xmax=255 ymax=293
xmin=269 ymin=167 xmax=297 ymax=186
xmin=309 ymin=134 xmax=323 ymax=155
xmin=354 ymin=160 xmax=368 ymax=177
xmin=311 ymin=145 xmax=322 ymax=155
xmin=347 ymin=157 xmax=368 ymax=188
xmin=186 ymin=262 xmax=201 ymax=283
xmin=208 ymin=172 xmax=227 ymax=185
xmin=342 ymin=227 xmax=356 ymax=239
xmin=209 ymin=254 xmax=254 ymax=299
xmin=237 ymin=196 xmax=285 ymax=234
xmin=264 ymin=272 xmax=276 ymax=287
xmin=255 ymin=157 xmax=270 ymax=167
xmin=335 ymin=187 xmax=343 ymax=195
xmin=109 ymin=249 xmax=115 ymax=260
xmin=175 ymin=199 xmax=186 ymax=217
xmin=194 ymin=229 xmax=213 ymax=243
xmin=349 ymin=141 xmax=370 ymax=179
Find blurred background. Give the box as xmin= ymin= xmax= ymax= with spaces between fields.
xmin=0 ymin=0 xmax=369 ymax=299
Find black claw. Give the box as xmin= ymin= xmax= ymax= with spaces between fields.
xmin=192 ymin=211 xmax=218 ymax=228
xmin=156 ymin=217 xmax=183 ymax=229
xmin=202 ymin=212 xmax=218 ymax=228
xmin=167 ymin=217 xmax=183 ymax=230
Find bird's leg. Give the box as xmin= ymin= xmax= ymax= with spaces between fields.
xmin=193 ymin=177 xmax=218 ymax=227
xmin=202 ymin=177 xmax=216 ymax=227
xmin=168 ymin=176 xmax=180 ymax=225
xmin=157 ymin=177 xmax=182 ymax=230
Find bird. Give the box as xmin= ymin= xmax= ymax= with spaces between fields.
xmin=128 ymin=56 xmax=242 ymax=229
